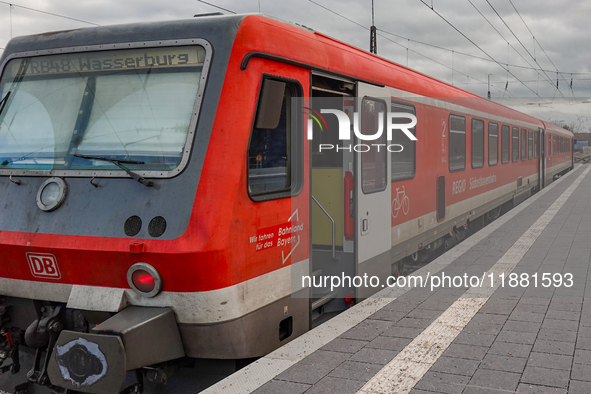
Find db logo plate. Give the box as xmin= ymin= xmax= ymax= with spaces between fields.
xmin=26 ymin=253 xmax=61 ymax=279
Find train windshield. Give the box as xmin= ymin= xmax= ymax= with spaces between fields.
xmin=0 ymin=45 xmax=205 ymax=173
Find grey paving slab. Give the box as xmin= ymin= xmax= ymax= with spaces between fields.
xmin=251 ymin=380 xmax=311 ymax=394
xmin=348 ymin=348 xmax=398 ymax=365
xmin=380 ymin=326 xmax=424 ymax=339
xmin=468 ymin=369 xmax=521 ymax=391
xmin=520 ymin=366 xmax=570 ymax=389
xmin=275 ymin=363 xmax=333 ymax=385
xmin=365 ymin=335 xmax=411 ymax=351
xmin=516 ymin=383 xmax=567 ymax=394
xmin=453 ymin=333 xmax=497 ymax=347
xmin=536 ymin=328 xmax=578 ymax=343
xmin=575 ymin=336 xmax=591 ymax=350
xmin=541 ymin=318 xmax=578 ymax=331
xmin=366 ymin=309 xmax=406 ymax=322
xmin=463 ymin=387 xmax=514 ymax=394
xmin=573 ymin=348 xmax=591 ymax=365
xmin=394 ymin=317 xmax=434 ymax=329
xmin=569 ymin=380 xmax=591 ymax=394
xmin=527 ymin=352 xmax=573 ymax=371
xmin=319 ymin=338 xmax=368 ymax=354
xmin=502 ymin=320 xmax=541 ymax=333
xmin=570 ymin=363 xmax=591 ymax=382
xmin=299 ymin=350 xmax=350 ymax=369
xmin=327 ymin=361 xmax=382 ymax=382
xmin=495 ymin=330 xmax=538 ymax=345
xmin=531 ymin=339 xmax=575 ymax=356
xmin=339 ymin=320 xmax=393 ymax=341
xmin=429 ymin=356 xmax=480 ymax=376
xmin=413 ymin=372 xmax=470 ymax=394
xmin=303 ymin=376 xmax=364 ymax=394
xmin=442 ymin=344 xmax=489 ymax=361
xmin=480 ymin=353 xmax=527 ymax=373
xmin=462 ymin=322 xmax=504 ymax=336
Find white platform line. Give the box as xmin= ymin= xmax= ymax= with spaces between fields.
xmin=201 ymin=165 xmax=582 ymax=394
xmin=358 ymin=165 xmax=591 ymax=394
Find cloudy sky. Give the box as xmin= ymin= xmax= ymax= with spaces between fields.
xmin=1 ymin=0 xmax=590 ymax=131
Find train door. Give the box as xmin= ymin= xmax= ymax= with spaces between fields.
xmin=355 ymin=83 xmax=392 ymax=299
xmin=308 ymin=73 xmax=356 ymax=321
xmin=539 ymin=128 xmax=546 ymax=189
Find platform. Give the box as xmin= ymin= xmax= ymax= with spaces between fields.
xmin=203 ymin=164 xmax=591 ymax=394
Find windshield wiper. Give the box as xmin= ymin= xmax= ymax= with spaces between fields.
xmin=73 ymin=153 xmax=154 ymax=187
xmin=0 ymin=91 xmax=10 ymax=117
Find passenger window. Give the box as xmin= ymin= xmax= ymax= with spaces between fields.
xmin=512 ymin=127 xmax=519 ymax=162
xmin=248 ymin=77 xmax=301 ymax=199
xmin=548 ymin=134 xmax=552 ymax=155
xmin=521 ymin=128 xmax=527 ymax=160
xmin=472 ymin=118 xmax=484 ymax=168
xmin=501 ymin=125 xmax=510 ymax=164
xmin=534 ymin=130 xmax=539 ymax=159
xmin=449 ymin=114 xmax=466 ymax=172
xmin=391 ymin=101 xmax=416 ymax=181
xmin=528 ymin=130 xmax=533 ymax=159
xmin=488 ymin=122 xmax=498 ymax=166
xmin=361 ymin=98 xmax=387 ymax=194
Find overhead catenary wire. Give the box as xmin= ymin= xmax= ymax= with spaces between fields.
xmin=0 ymin=1 xmax=99 ymax=26
xmin=196 ymin=0 xmax=236 ymax=14
xmin=307 ymin=0 xmax=510 ymax=98
xmin=508 ymin=0 xmax=575 ymax=97
xmin=483 ymin=0 xmax=569 ymax=99
xmin=376 ymin=28 xmax=591 ymax=76
xmin=419 ymin=0 xmax=550 ymax=103
xmin=465 ymin=0 xmax=565 ymax=100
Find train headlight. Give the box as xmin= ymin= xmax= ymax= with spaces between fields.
xmin=127 ymin=263 xmax=162 ymax=298
xmin=36 ymin=177 xmax=68 ymax=212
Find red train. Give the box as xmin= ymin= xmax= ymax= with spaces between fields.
xmin=0 ymin=13 xmax=572 ymax=393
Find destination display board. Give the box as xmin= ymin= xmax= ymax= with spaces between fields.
xmin=3 ymin=46 xmax=206 ymax=79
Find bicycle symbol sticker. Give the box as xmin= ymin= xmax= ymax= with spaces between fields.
xmin=392 ymin=185 xmax=410 ymax=218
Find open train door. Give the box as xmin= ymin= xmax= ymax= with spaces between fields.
xmin=539 ymin=128 xmax=546 ymax=189
xmin=355 ymin=82 xmax=392 ymax=299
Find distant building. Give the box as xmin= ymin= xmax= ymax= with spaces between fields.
xmin=574 ymin=133 xmax=590 ymax=152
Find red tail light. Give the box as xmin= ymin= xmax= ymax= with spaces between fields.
xmin=127 ymin=263 xmax=162 ymax=298
xmin=131 ymin=269 xmax=155 ymax=293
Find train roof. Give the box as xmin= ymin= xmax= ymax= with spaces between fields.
xmin=0 ymin=13 xmax=570 ymax=136
xmin=542 ymin=121 xmax=574 ymax=137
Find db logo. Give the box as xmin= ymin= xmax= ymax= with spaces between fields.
xmin=26 ymin=253 xmax=61 ymax=279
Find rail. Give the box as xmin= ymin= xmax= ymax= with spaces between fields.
xmin=311 ymin=195 xmax=338 ymax=260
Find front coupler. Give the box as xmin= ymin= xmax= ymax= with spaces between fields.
xmin=47 ymin=307 xmax=184 ymax=394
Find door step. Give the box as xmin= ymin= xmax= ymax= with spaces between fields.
xmin=311 ymin=291 xmax=338 ymax=311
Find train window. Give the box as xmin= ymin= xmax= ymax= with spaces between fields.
xmin=534 ymin=130 xmax=539 ymax=159
xmin=248 ymin=77 xmax=302 ymax=199
xmin=391 ymin=101 xmax=416 ymax=181
xmin=449 ymin=114 xmax=466 ymax=172
xmin=361 ymin=98 xmax=387 ymax=193
xmin=512 ymin=127 xmax=519 ymax=162
xmin=548 ymin=134 xmax=552 ymax=155
xmin=554 ymin=135 xmax=557 ymax=154
xmin=521 ymin=129 xmax=527 ymax=160
xmin=472 ymin=118 xmax=485 ymax=168
xmin=528 ymin=130 xmax=533 ymax=159
xmin=501 ymin=125 xmax=510 ymax=164
xmin=488 ymin=122 xmax=499 ymax=166
xmin=0 ymin=46 xmax=208 ymax=175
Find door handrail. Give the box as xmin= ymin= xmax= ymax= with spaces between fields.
xmin=312 ymin=195 xmax=338 ymax=260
